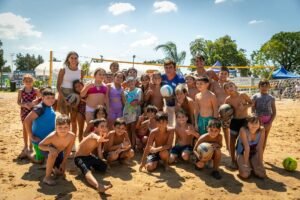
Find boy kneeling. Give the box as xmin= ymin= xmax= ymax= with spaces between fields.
xmin=140 ymin=112 xmax=175 ymax=172
xmin=193 ymin=118 xmax=223 ymax=179
xmin=39 ymin=115 xmax=76 ymax=185
xmin=74 ymin=118 xmax=112 ymax=193
xmin=104 ymin=118 xmax=134 ymax=165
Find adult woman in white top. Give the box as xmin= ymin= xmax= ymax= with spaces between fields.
xmin=57 ymin=51 xmax=83 ymax=134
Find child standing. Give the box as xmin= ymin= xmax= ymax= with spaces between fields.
xmin=17 ymin=74 xmax=39 ymax=157
xmin=140 ymin=74 xmax=151 ymax=112
xmin=175 ymin=84 xmax=195 ymax=125
xmin=107 ymin=72 xmax=125 ymax=130
xmin=39 ymin=115 xmax=76 ymax=185
xmin=252 ymin=80 xmax=276 ymax=149
xmin=194 ymin=77 xmax=218 ymax=135
xmin=73 ymin=80 xmax=86 ymax=142
xmin=74 ymin=118 xmax=112 ymax=193
xmin=185 ymin=74 xmax=198 ymax=100
xmin=193 ymin=118 xmax=223 ymax=179
xmin=149 ymin=72 xmax=164 ymax=111
xmin=210 ymin=66 xmax=230 ymax=150
xmin=224 ymin=82 xmax=252 ymax=168
xmin=169 ymin=110 xmax=199 ymax=164
xmin=24 ymin=89 xmax=56 ymax=163
xmin=123 ymin=77 xmax=143 ymax=148
xmin=236 ymin=114 xmax=266 ymax=179
xmin=81 ymin=68 xmax=109 ymax=135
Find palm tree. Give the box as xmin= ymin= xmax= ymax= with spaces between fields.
xmin=154 ymin=42 xmax=186 ymax=65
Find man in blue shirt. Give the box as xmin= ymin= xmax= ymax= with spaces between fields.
xmin=161 ymin=59 xmax=185 ymax=127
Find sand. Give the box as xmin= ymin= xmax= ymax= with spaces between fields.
xmin=0 ymin=92 xmax=299 ymax=200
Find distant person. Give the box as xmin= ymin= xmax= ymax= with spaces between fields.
xmin=110 ymin=62 xmax=119 ymax=74
xmin=57 ymin=51 xmax=83 ymax=134
xmin=39 ymin=115 xmax=75 ymax=185
xmin=252 ymin=80 xmax=276 ymax=149
xmin=236 ymin=114 xmax=266 ymax=179
xmin=17 ymin=74 xmax=39 ymax=158
xmin=161 ymin=59 xmax=185 ymax=127
xmin=224 ymin=82 xmax=252 ymax=169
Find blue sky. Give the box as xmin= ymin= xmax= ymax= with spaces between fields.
xmin=0 ymin=0 xmax=299 ymax=68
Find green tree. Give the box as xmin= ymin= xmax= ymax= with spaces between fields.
xmin=81 ymin=61 xmax=90 ymax=76
xmin=143 ymin=59 xmax=164 ymax=65
xmin=250 ymin=50 xmax=272 ymax=79
xmin=256 ymin=31 xmax=300 ymax=73
xmin=154 ymin=42 xmax=186 ymax=65
xmin=15 ymin=53 xmax=44 ymax=71
xmin=190 ymin=35 xmax=250 ymax=76
xmin=0 ymin=40 xmax=7 ymax=89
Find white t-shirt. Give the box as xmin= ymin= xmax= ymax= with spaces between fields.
xmin=61 ymin=65 xmax=81 ymax=89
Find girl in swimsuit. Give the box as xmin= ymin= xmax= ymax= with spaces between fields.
xmin=81 ymin=68 xmax=109 ymax=136
xmin=107 ymin=72 xmax=126 ymax=130
xmin=236 ymin=114 xmax=266 ymax=179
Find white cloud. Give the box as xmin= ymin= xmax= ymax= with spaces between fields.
xmin=19 ymin=45 xmax=43 ymax=51
xmin=214 ymin=0 xmax=227 ymax=4
xmin=99 ymin=24 xmax=137 ymax=34
xmin=0 ymin=12 xmax=42 ymax=39
xmin=248 ymin=20 xmax=264 ymax=25
xmin=81 ymin=43 xmax=95 ymax=49
xmin=153 ymin=1 xmax=178 ymax=13
xmin=130 ymin=34 xmax=159 ymax=48
xmin=195 ymin=35 xmax=204 ymax=39
xmin=108 ymin=3 xmax=135 ymax=16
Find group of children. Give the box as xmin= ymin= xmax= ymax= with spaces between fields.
xmin=17 ymin=59 xmax=276 ymax=193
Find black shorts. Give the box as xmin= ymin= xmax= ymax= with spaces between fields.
xmin=170 ymin=145 xmax=192 ymax=156
xmin=147 ymin=153 xmax=160 ymax=163
xmin=230 ymin=118 xmax=247 ymax=136
xmin=74 ymin=155 xmax=107 ymax=175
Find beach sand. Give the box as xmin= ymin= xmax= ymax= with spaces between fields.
xmin=0 ymin=92 xmax=299 ymax=200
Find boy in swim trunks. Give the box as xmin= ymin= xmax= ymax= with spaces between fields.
xmin=104 ymin=118 xmax=134 ymax=165
xmin=210 ymin=66 xmax=230 ymax=150
xmin=39 ymin=115 xmax=76 ymax=185
xmin=24 ymin=89 xmax=56 ymax=163
xmin=169 ymin=109 xmax=199 ymax=164
xmin=193 ymin=118 xmax=223 ymax=179
xmin=194 ymin=77 xmax=218 ymax=135
xmin=224 ymin=82 xmax=252 ymax=168
xmin=139 ymin=112 xmax=175 ymax=172
xmin=252 ymin=80 xmax=276 ymax=149
xmin=74 ymin=118 xmax=112 ymax=193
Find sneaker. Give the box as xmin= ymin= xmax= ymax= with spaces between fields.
xmin=211 ymin=170 xmax=222 ymax=180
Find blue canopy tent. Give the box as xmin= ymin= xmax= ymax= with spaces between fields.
xmin=272 ymin=67 xmax=300 ymax=79
xmin=210 ymin=61 xmax=237 ymax=76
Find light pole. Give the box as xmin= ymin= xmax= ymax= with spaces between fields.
xmin=132 ymin=55 xmax=136 ymax=67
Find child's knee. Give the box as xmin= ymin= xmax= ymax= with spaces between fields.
xmin=146 ymin=163 xmax=156 ymax=172
xmin=239 ymin=171 xmax=250 ymax=179
xmin=127 ymin=149 xmax=134 ymax=159
xmin=107 ymin=152 xmax=119 ymax=162
xmin=169 ymin=154 xmax=177 ymax=163
xmin=181 ymin=152 xmax=190 ymax=161
xmin=142 ymin=136 xmax=148 ymax=144
xmin=159 ymin=150 xmax=169 ymax=160
xmin=48 ymin=152 xmax=58 ymax=160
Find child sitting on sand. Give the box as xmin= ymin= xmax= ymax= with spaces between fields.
xmin=74 ymin=118 xmax=112 ymax=193
xmin=38 ymin=115 xmax=76 ymax=185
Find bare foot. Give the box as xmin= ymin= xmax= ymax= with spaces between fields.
xmin=98 ymin=184 xmax=113 ymax=194
xmin=43 ymin=177 xmax=56 ymax=186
